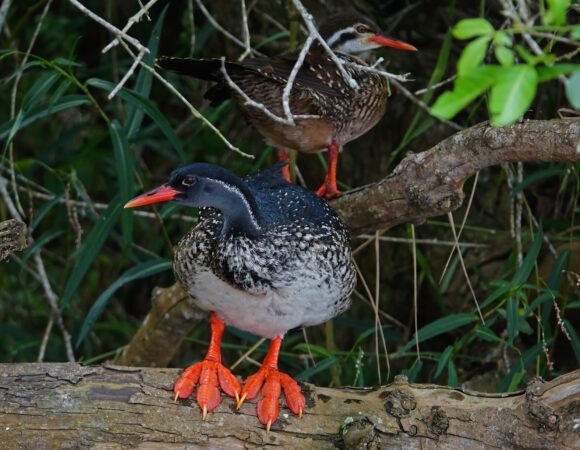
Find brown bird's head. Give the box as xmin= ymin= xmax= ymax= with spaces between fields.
xmin=319 ymin=14 xmax=416 ymax=54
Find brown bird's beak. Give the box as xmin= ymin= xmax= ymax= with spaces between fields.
xmin=124 ymin=185 xmax=180 ymax=208
xmin=368 ymin=35 xmax=417 ymax=51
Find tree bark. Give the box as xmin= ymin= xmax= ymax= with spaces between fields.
xmin=0 ymin=363 xmax=577 ymax=449
xmin=116 ymin=119 xmax=580 ymax=368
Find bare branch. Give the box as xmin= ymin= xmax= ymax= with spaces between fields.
xmin=102 ymin=0 xmax=159 ymax=53
xmin=332 ymin=119 xmax=580 ymax=234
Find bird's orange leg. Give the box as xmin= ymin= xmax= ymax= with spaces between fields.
xmin=237 ymin=337 xmax=305 ymax=432
xmin=174 ymin=312 xmax=241 ymax=419
xmin=315 ymin=140 xmax=342 ymax=199
xmin=276 ymin=148 xmax=292 ymax=183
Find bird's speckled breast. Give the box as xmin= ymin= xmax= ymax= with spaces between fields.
xmin=173 ymin=208 xmax=356 ymax=339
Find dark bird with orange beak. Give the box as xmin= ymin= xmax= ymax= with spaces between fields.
xmin=158 ymin=14 xmax=416 ymax=198
xmin=125 ymin=162 xmax=356 ymax=431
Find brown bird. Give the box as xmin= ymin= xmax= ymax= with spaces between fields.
xmin=157 ymin=14 xmax=416 ymax=198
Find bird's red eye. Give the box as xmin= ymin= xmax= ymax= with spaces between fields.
xmin=182 ymin=175 xmax=196 ymax=187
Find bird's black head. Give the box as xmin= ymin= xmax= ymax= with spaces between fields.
xmin=319 ymin=14 xmax=416 ymax=54
xmin=125 ymin=163 xmax=263 ymax=238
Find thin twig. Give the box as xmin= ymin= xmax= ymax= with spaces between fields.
xmin=219 ymin=57 xmax=319 ymax=126
xmin=102 ymin=0 xmax=159 ymax=53
xmin=447 ymin=212 xmax=485 ymax=324
xmin=68 ymin=0 xmax=149 ymax=54
xmin=290 ymin=0 xmax=358 ymax=88
xmin=390 ymin=79 xmax=463 ymax=131
xmin=108 ymin=48 xmax=147 ymax=99
xmin=439 ymin=171 xmax=480 ymax=282
xmin=238 ymin=0 xmax=252 ymax=61
xmin=195 ymin=0 xmax=265 ymax=57
xmin=411 ymin=225 xmax=420 ymax=359
xmin=0 ymin=0 xmax=11 ymax=33
xmin=282 ymin=33 xmax=316 ymax=123
xmin=357 ymin=233 xmax=488 ymax=248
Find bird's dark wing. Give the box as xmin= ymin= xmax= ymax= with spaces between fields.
xmin=241 ymin=53 xmax=344 ymax=97
xmin=156 ymin=54 xmax=344 ymax=98
xmin=243 ymin=161 xmax=289 ymax=189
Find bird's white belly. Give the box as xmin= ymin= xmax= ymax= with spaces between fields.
xmin=189 ymin=269 xmax=345 ymax=339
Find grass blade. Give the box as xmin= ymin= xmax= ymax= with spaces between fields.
xmin=60 ymin=198 xmax=123 ymax=311
xmin=124 ymin=6 xmax=168 ymax=140
xmin=399 ymin=313 xmax=479 ymax=353
xmin=87 ymin=78 xmax=185 ymax=162
xmin=109 ymin=121 xmax=134 ymax=252
xmin=75 ymin=259 xmax=172 ymax=347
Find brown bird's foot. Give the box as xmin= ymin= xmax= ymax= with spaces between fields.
xmin=315 ymin=177 xmax=342 ymax=199
xmin=276 ymin=149 xmax=292 ymax=183
xmin=237 ymin=337 xmax=305 ymax=432
xmin=315 ymin=140 xmax=342 ymax=199
xmin=173 ymin=313 xmax=241 ymax=418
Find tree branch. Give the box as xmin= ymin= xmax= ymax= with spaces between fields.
xmin=332 ymin=119 xmax=580 ymax=235
xmin=0 ymin=363 xmax=577 ymax=449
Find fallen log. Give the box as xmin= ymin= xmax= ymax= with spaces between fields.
xmin=0 ymin=363 xmax=577 ymax=449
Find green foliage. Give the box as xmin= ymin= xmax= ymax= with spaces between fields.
xmin=433 ymin=4 xmax=580 ymax=125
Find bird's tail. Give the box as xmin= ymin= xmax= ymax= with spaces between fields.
xmin=156 ymin=56 xmax=247 ymax=82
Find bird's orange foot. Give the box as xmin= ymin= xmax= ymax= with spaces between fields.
xmin=174 ymin=359 xmax=241 ymax=419
xmin=315 ymin=179 xmax=342 ymax=199
xmin=238 ymin=367 xmax=305 ymax=431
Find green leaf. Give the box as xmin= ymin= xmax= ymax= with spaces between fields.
xmin=506 ymin=299 xmax=519 ymax=345
xmin=452 ymin=18 xmax=495 ymax=40
xmin=493 ymin=31 xmax=512 ymax=47
xmin=563 ymin=319 xmax=580 ymax=364
xmin=435 ymin=345 xmax=454 ymax=378
xmin=566 ymin=71 xmax=580 ymax=110
xmin=490 ymin=65 xmax=538 ymax=126
xmin=124 ymin=6 xmax=167 ymax=140
xmin=510 ymin=167 xmax=568 ymax=198
xmin=293 ymin=343 xmax=334 ymax=358
xmin=458 ymin=36 xmax=491 ymax=75
xmin=295 ymin=357 xmax=338 ymax=381
xmin=60 ymin=198 xmax=123 ymax=311
xmin=399 ymin=313 xmax=479 ymax=353
xmin=76 ymin=259 xmax=172 ymax=347
xmin=87 ymin=78 xmax=185 ymax=162
xmin=109 ymin=121 xmax=134 ymax=251
xmin=476 ymin=326 xmax=504 ymax=344
xmin=512 ymin=229 xmax=543 ymax=287
xmin=22 ymin=71 xmax=61 ymax=111
xmin=0 ymin=95 xmax=91 ymax=142
xmin=402 ymin=359 xmax=423 ymax=382
xmin=431 ymin=65 xmax=501 ymax=119
xmin=537 ymin=64 xmax=580 ymax=82
xmin=571 ymin=26 xmax=580 ymax=39
xmin=495 ymin=46 xmax=514 ymax=67
xmin=499 ymin=341 xmax=547 ymax=391
xmin=544 ymin=0 xmax=571 ymax=26
xmin=447 ymin=360 xmax=458 ymax=387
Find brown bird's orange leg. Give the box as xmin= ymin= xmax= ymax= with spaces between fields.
xmin=276 ymin=148 xmax=292 ymax=183
xmin=237 ymin=337 xmax=305 ymax=432
xmin=315 ymin=140 xmax=342 ymax=199
xmin=174 ymin=312 xmax=241 ymax=419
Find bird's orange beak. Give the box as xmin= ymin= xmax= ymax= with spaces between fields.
xmin=369 ymin=35 xmax=417 ymax=51
xmin=124 ymin=185 xmax=180 ymax=208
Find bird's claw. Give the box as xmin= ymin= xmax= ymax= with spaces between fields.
xmin=239 ymin=367 xmax=306 ymax=430
xmin=173 ymin=359 xmax=241 ymax=419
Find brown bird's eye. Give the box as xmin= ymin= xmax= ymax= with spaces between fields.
xmin=355 ymin=25 xmax=369 ymax=33
xmin=182 ymin=175 xmax=196 ymax=187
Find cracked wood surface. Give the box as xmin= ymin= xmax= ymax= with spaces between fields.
xmin=0 ymin=364 xmax=578 ymax=449
xmin=115 ymin=119 xmax=580 ymax=369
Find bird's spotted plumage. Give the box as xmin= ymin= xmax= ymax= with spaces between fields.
xmin=171 ymin=163 xmax=356 ymax=339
